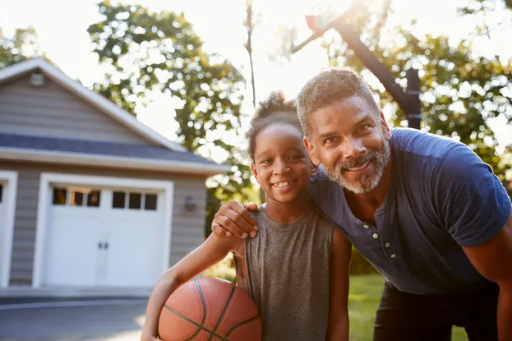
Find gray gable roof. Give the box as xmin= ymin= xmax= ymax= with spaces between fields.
xmin=0 ymin=132 xmax=218 ymax=166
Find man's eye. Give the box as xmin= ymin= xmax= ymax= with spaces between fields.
xmin=324 ymin=137 xmax=337 ymax=145
xmin=261 ymin=159 xmax=272 ymax=164
xmin=289 ymin=155 xmax=302 ymax=160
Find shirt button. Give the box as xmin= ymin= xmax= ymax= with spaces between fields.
xmin=385 ymin=243 xmax=391 ymax=248
xmin=363 ymin=224 xmax=370 ymax=229
xmin=390 ymin=254 xmax=397 ymax=259
xmin=372 ymin=233 xmax=379 ymax=239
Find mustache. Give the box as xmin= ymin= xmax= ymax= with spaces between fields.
xmin=336 ymin=151 xmax=378 ymax=171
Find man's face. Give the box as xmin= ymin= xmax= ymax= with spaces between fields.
xmin=304 ymin=96 xmax=392 ymax=194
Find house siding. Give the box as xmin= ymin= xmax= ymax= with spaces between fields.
xmin=0 ymin=74 xmax=154 ymax=145
xmin=1 ymin=161 xmax=206 ymax=286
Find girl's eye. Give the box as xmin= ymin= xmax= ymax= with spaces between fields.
xmin=289 ymin=155 xmax=302 ymax=160
xmin=358 ymin=124 xmax=371 ymax=133
xmin=261 ymin=159 xmax=272 ymax=164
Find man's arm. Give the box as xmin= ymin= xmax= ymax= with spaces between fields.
xmin=434 ymin=145 xmax=512 ymax=340
xmin=326 ymin=228 xmax=351 ymax=341
xmin=462 ymin=210 xmax=512 ymax=341
xmin=141 ymin=234 xmax=240 ymax=341
xmin=211 ymin=200 xmax=259 ymax=239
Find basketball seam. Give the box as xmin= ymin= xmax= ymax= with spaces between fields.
xmin=225 ymin=315 xmax=261 ymax=338
xmin=207 ymin=282 xmax=237 ymax=341
xmin=195 ymin=278 xmax=208 ymax=327
xmin=164 ymin=305 xmax=232 ymax=341
xmin=163 ymin=305 xmax=203 ymax=341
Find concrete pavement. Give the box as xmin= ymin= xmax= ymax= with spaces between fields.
xmin=0 ymin=301 xmax=148 ymax=341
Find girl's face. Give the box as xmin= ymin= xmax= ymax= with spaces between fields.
xmin=251 ymin=124 xmax=311 ymax=205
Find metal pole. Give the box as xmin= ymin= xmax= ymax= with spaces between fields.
xmin=406 ymin=68 xmax=421 ymax=129
xmin=331 ymin=19 xmax=410 ymax=113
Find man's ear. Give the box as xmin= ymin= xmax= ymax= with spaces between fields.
xmin=250 ymin=162 xmax=259 ymax=183
xmin=303 ymin=137 xmax=321 ymax=166
xmin=379 ymin=112 xmax=392 ymax=140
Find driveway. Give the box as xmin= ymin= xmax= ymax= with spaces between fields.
xmin=0 ymin=300 xmax=148 ymax=341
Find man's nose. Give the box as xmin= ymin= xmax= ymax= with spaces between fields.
xmin=342 ymin=137 xmax=366 ymax=160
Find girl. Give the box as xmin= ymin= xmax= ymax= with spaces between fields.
xmin=141 ymin=92 xmax=351 ymax=341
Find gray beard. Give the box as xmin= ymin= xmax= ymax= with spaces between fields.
xmin=324 ymin=140 xmax=391 ymax=194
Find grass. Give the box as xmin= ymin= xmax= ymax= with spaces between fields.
xmin=349 ymin=275 xmax=469 ymax=341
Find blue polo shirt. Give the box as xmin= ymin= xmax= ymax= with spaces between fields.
xmin=308 ymin=128 xmax=511 ymax=295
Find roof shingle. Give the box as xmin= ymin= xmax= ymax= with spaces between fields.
xmin=0 ymin=132 xmax=218 ymax=166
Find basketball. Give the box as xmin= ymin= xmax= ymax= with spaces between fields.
xmin=158 ymin=277 xmax=262 ymax=341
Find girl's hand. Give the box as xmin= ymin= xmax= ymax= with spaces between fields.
xmin=140 ymin=332 xmax=159 ymax=341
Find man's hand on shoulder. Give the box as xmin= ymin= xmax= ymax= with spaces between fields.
xmin=211 ymin=200 xmax=259 ymax=239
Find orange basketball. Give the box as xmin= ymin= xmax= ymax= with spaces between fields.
xmin=158 ymin=277 xmax=262 ymax=341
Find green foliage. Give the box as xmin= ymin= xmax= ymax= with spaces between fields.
xmin=202 ymin=253 xmax=237 ymax=284
xmin=0 ymin=27 xmax=42 ymax=69
xmin=459 ymin=0 xmax=512 ymax=15
xmin=350 ymin=246 xmax=378 ymax=275
xmin=88 ymin=1 xmax=253 ymax=236
xmin=322 ymin=0 xmax=512 ymax=182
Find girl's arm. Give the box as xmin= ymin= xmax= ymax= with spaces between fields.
xmin=141 ymin=233 xmax=240 ymax=341
xmin=326 ymin=228 xmax=351 ymax=341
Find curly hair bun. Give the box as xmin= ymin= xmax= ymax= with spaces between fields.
xmin=254 ymin=91 xmax=296 ymax=120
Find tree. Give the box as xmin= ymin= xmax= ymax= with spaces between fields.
xmin=460 ymin=0 xmax=511 ymax=15
xmin=0 ymin=26 xmax=43 ymax=69
xmin=321 ymin=0 xmax=512 ymax=182
xmin=244 ymin=0 xmax=258 ymax=109
xmin=88 ymin=1 xmax=252 ymax=236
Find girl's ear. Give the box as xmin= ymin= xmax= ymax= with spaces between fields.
xmin=250 ymin=162 xmax=259 ymax=183
xmin=310 ymin=162 xmax=319 ymax=178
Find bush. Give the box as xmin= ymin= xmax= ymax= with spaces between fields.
xmin=350 ymin=247 xmax=378 ymax=275
xmin=202 ymin=253 xmax=237 ymax=284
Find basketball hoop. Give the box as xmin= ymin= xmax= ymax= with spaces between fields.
xmin=292 ymin=0 xmax=353 ymax=53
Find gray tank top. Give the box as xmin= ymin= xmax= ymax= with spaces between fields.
xmin=234 ymin=205 xmax=333 ymax=341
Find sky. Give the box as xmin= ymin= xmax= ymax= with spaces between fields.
xmin=1 ymin=0 xmax=511 ymax=153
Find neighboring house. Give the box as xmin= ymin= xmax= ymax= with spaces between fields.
xmin=0 ymin=58 xmax=229 ymax=296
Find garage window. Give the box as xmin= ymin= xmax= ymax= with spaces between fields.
xmin=53 ymin=188 xmax=67 ymax=205
xmin=112 ymin=191 xmax=126 ymax=208
xmin=145 ymin=194 xmax=157 ymax=210
xmin=52 ymin=187 xmax=101 ymax=207
xmin=112 ymin=191 xmax=157 ymax=210
xmin=129 ymin=193 xmax=142 ymax=210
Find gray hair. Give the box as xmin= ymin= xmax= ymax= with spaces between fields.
xmin=296 ymin=68 xmax=380 ymax=139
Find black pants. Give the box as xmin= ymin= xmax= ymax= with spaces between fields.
xmin=374 ymin=281 xmax=499 ymax=341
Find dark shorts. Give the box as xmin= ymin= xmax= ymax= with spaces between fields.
xmin=373 ymin=281 xmax=499 ymax=341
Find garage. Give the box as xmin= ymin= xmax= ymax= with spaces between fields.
xmin=34 ymin=173 xmax=174 ymax=289
xmin=0 ymin=171 xmax=17 ymax=288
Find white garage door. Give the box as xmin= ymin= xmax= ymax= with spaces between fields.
xmin=42 ymin=185 xmax=166 ymax=288
xmin=0 ymin=184 xmax=6 ymax=284
xmin=0 ymin=184 xmax=5 ymax=245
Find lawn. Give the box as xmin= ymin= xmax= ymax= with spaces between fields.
xmin=349 ymin=275 xmax=469 ymax=341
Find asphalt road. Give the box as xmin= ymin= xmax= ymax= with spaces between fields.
xmin=0 ymin=301 xmax=148 ymax=341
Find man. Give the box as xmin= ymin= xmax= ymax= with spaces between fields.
xmin=211 ymin=69 xmax=512 ymax=341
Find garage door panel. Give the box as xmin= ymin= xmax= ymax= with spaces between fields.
xmin=44 ymin=213 xmax=102 ymax=286
xmin=105 ymin=215 xmax=162 ymax=287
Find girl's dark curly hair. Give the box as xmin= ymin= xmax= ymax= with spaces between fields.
xmin=246 ymin=91 xmax=302 ymax=161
